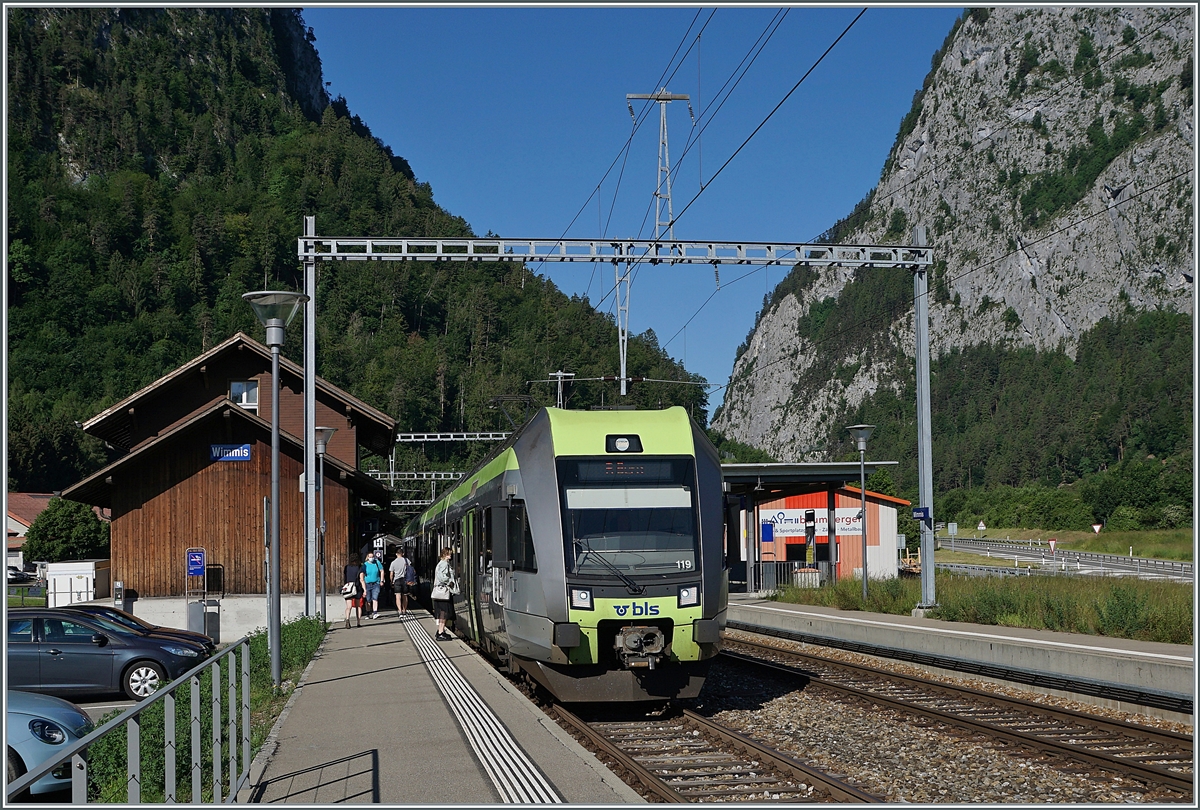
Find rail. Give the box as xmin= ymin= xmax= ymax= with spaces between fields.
xmin=6 ymin=638 xmax=251 ymax=804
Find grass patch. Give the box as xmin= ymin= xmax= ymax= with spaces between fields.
xmin=774 ymin=573 xmax=1192 ymax=644
xmin=85 ymin=615 xmax=327 ymax=802
xmin=6 ymin=591 xmax=47 ymax=607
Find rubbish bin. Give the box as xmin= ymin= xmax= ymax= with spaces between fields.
xmin=204 ymin=599 xmax=220 ymax=644
xmin=188 ymin=600 xmax=206 ymax=635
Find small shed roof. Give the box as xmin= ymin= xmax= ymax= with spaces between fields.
xmin=6 ymin=493 xmax=55 ymax=530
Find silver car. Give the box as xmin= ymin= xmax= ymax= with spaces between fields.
xmin=6 ymin=690 xmax=94 ymax=797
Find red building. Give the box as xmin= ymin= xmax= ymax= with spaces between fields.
xmin=757 ymin=487 xmax=910 ymax=581
xmin=62 ymin=333 xmax=394 ymax=598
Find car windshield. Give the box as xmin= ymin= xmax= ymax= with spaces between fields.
xmin=79 ymin=613 xmax=147 ymax=636
xmin=95 ymin=610 xmax=147 ymax=631
xmin=559 ymin=457 xmax=698 ymax=577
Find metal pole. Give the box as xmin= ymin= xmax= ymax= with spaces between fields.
xmin=913 ymin=225 xmax=936 ymax=609
xmin=269 ymin=343 xmax=282 ymax=689
xmin=303 ymin=216 xmax=317 ymax=617
xmin=319 ymin=451 xmax=326 ymax=622
xmin=860 ymin=447 xmax=868 ymax=602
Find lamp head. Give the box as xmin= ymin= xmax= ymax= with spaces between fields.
xmin=315 ymin=426 xmax=337 ymax=456
xmin=847 ymin=424 xmax=875 ymax=452
xmin=243 ymin=290 xmax=308 ymax=347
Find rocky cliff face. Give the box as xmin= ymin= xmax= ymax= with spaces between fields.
xmin=714 ymin=7 xmax=1194 ymax=461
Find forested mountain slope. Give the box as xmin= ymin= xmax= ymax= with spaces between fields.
xmin=6 ymin=8 xmax=705 ymax=492
xmin=712 ymin=7 xmax=1193 ymax=531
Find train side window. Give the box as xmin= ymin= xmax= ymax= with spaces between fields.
xmin=508 ymin=501 xmax=537 ymax=573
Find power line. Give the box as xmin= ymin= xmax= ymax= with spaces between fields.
xmin=664 ymin=8 xmax=1188 ymax=360
xmin=670 ymin=8 xmax=868 ymax=230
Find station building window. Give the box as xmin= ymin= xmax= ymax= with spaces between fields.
xmin=230 ymin=380 xmax=258 ymax=412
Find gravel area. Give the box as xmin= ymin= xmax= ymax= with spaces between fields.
xmin=686 ymin=631 xmax=1193 ymax=803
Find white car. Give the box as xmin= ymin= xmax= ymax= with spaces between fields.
xmin=7 ymin=566 xmax=34 ymax=583
xmin=6 ymin=690 xmax=94 ymax=798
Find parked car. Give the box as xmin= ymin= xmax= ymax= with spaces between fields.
xmin=7 ymin=566 xmax=34 ymax=584
xmin=6 ymin=608 xmax=210 ymax=701
xmin=6 ymin=690 xmax=94 ymax=798
xmin=59 ymin=605 xmax=216 ymax=654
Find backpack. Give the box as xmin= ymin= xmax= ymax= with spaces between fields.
xmin=392 ymin=556 xmax=409 ymax=585
xmin=405 ymin=558 xmax=417 ymax=585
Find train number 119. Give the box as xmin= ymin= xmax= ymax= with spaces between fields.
xmin=676 ymin=560 xmax=693 ymax=570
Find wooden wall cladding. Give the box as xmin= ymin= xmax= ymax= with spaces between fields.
xmin=110 ymin=428 xmax=353 ymax=597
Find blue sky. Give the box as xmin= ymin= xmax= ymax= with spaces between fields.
xmin=302 ymin=5 xmax=963 ymax=413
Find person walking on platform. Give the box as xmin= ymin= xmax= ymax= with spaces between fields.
xmin=390 ymin=546 xmax=412 ymax=616
xmin=343 ymin=552 xmax=365 ymax=629
xmin=431 ymin=547 xmax=455 ymax=641
xmin=363 ymin=550 xmax=384 ymax=619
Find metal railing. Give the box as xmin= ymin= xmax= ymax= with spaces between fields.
xmin=6 ymin=583 xmax=44 ymax=605
xmin=943 ymin=538 xmax=1194 ymax=578
xmin=753 ymin=562 xmax=821 ymax=594
xmin=6 ymin=638 xmax=251 ymax=804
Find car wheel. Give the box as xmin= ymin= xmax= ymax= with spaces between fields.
xmin=8 ymin=746 xmax=30 ymax=801
xmin=123 ymin=661 xmax=165 ymax=700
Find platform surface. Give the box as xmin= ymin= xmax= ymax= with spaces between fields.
xmin=243 ymin=608 xmax=643 ymax=804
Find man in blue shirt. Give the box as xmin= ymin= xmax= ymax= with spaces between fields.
xmin=363 ymin=550 xmax=384 ymax=619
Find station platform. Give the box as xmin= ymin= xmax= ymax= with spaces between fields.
xmin=239 ymin=609 xmax=642 ymax=804
xmin=727 ymin=594 xmax=1194 ymax=721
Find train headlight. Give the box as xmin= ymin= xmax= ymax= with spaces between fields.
xmin=569 ymin=587 xmax=594 ymax=610
xmin=678 ymin=584 xmax=700 ymax=608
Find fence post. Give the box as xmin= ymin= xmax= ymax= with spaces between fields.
xmin=228 ymin=651 xmax=236 ymax=801
xmin=212 ymin=660 xmax=222 ymax=801
xmin=191 ymin=675 xmax=201 ymax=804
xmin=165 ymin=690 xmax=176 ymax=803
xmin=126 ymin=713 xmax=141 ymax=803
xmin=242 ymin=641 xmax=251 ymax=787
xmin=72 ymin=753 xmax=88 ymax=803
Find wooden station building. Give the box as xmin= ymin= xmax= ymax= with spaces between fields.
xmin=62 ymin=333 xmax=395 ymax=598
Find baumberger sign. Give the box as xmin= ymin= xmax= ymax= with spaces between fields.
xmin=764 ymin=509 xmax=862 ymax=536
xmin=210 ymin=443 xmax=252 ymax=461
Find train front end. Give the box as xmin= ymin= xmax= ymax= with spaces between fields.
xmin=521 ymin=407 xmax=727 ymax=703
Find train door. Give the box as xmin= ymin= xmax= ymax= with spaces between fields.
xmin=464 ymin=509 xmax=482 ymax=643
xmin=453 ymin=515 xmax=477 ymax=642
xmin=480 ymin=505 xmax=509 ymax=648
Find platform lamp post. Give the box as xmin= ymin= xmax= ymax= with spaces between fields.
xmin=315 ymin=426 xmax=336 ymax=623
xmin=243 ymin=290 xmax=308 ymax=690
xmin=847 ymin=424 xmax=875 ymax=603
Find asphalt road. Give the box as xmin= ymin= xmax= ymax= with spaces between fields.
xmin=76 ymin=696 xmax=135 ymax=723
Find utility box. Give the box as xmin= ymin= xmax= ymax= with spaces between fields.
xmin=46 ymin=559 xmax=111 ymax=607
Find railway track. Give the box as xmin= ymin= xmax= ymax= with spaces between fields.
xmin=721 ymin=637 xmax=1194 ymax=796
xmin=552 ymin=705 xmax=882 ymax=803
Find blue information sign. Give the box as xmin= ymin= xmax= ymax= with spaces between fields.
xmin=211 ymin=444 xmax=252 ymax=461
xmin=912 ymin=507 xmax=930 ymax=521
xmin=187 ymin=549 xmax=205 ymax=576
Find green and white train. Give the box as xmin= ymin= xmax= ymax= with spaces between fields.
xmin=407 ymin=406 xmax=728 ymax=703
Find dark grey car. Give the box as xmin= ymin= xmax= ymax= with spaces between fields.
xmin=59 ymin=605 xmax=216 ymax=653
xmin=7 ymin=609 xmax=210 ymax=700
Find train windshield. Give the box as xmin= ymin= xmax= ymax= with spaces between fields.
xmin=558 ymin=457 xmax=698 ymax=576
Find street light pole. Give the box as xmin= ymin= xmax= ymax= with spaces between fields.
xmin=315 ymin=426 xmax=337 ymax=623
xmin=244 ymin=290 xmax=308 ymax=690
xmin=847 ymin=424 xmax=875 ymax=603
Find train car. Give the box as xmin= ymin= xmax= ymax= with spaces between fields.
xmin=407 ymin=406 xmax=728 ymax=703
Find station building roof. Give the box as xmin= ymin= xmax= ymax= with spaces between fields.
xmin=722 ymin=461 xmax=900 ymax=507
